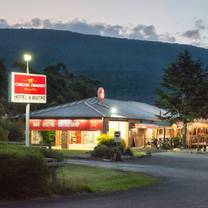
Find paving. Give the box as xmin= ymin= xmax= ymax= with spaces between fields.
xmin=2 ymin=152 xmax=208 ymax=208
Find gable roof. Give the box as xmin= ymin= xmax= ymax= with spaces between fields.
xmin=31 ymin=97 xmax=166 ymax=121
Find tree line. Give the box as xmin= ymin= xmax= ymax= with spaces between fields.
xmin=0 ymin=60 xmax=100 ymax=116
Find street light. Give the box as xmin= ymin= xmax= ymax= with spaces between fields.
xmin=23 ymin=54 xmax=32 ymax=74
xmin=23 ymin=53 xmax=32 ymax=147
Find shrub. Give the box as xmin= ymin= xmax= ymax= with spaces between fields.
xmin=91 ymin=144 xmax=122 ymax=161
xmin=92 ymin=134 xmax=126 ymax=161
xmin=97 ymin=134 xmax=126 ymax=153
xmin=159 ymin=138 xmax=171 ymax=150
xmin=172 ymin=136 xmax=181 ymax=148
xmin=124 ymin=147 xmax=133 ymax=156
xmin=40 ymin=148 xmax=64 ymax=161
xmin=91 ymin=144 xmax=112 ymax=159
xmin=97 ymin=134 xmax=115 ymax=146
xmin=0 ymin=144 xmax=50 ymax=199
xmin=7 ymin=122 xmax=24 ymax=142
xmin=0 ymin=119 xmax=24 ymax=142
xmin=0 ymin=126 xmax=8 ymax=141
xmin=41 ymin=131 xmax=55 ymax=149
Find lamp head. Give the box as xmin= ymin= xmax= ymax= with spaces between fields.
xmin=23 ymin=54 xmax=32 ymax=62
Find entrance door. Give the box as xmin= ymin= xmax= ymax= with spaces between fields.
xmin=129 ymin=128 xmax=145 ymax=148
xmin=136 ymin=128 xmax=146 ymax=147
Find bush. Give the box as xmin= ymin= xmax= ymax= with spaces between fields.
xmin=0 ymin=119 xmax=24 ymax=142
xmin=172 ymin=136 xmax=181 ymax=148
xmin=0 ymin=126 xmax=8 ymax=141
xmin=97 ymin=134 xmax=115 ymax=146
xmin=0 ymin=144 xmax=50 ymax=199
xmin=159 ymin=138 xmax=171 ymax=150
xmin=97 ymin=134 xmax=126 ymax=153
xmin=91 ymin=145 xmax=122 ymax=161
xmin=91 ymin=144 xmax=112 ymax=159
xmin=7 ymin=122 xmax=24 ymax=142
xmin=40 ymin=148 xmax=64 ymax=161
xmin=92 ymin=134 xmax=126 ymax=161
xmin=124 ymin=147 xmax=133 ymax=156
xmin=41 ymin=131 xmax=55 ymax=149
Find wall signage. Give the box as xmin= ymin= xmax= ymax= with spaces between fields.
xmin=30 ymin=119 xmax=102 ymax=131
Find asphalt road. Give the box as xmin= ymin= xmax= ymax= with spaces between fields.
xmin=2 ymin=152 xmax=208 ymax=208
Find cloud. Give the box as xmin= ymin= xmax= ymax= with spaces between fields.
xmin=195 ymin=19 xmax=206 ymax=30
xmin=128 ymin=25 xmax=159 ymax=41
xmin=0 ymin=19 xmax=9 ymax=28
xmin=182 ymin=19 xmax=206 ymax=41
xmin=0 ymin=18 xmax=176 ymax=44
xmin=31 ymin=18 xmax=42 ymax=27
xmin=183 ymin=29 xmax=200 ymax=40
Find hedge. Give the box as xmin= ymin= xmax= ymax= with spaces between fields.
xmin=0 ymin=144 xmax=50 ymax=199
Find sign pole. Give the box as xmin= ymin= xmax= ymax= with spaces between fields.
xmin=9 ymin=54 xmax=47 ymax=147
xmin=25 ymin=59 xmax=30 ymax=147
xmin=25 ymin=103 xmax=30 ymax=146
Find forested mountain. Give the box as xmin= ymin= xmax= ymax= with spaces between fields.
xmin=1 ymin=28 xmax=208 ymax=103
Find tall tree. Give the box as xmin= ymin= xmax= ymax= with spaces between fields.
xmin=0 ymin=60 xmax=8 ymax=99
xmin=157 ymin=50 xmax=208 ymax=147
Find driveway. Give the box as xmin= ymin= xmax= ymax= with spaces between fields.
xmin=2 ymin=152 xmax=208 ymax=208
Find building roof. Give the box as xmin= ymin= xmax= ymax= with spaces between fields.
xmin=31 ymin=97 xmax=166 ymax=122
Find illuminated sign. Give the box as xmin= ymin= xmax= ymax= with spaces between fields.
xmin=97 ymin=87 xmax=105 ymax=103
xmin=9 ymin=72 xmax=47 ymax=103
xmin=30 ymin=119 xmax=102 ymax=131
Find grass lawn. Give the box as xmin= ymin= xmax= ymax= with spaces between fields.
xmin=56 ymin=164 xmax=158 ymax=193
xmin=56 ymin=149 xmax=91 ymax=158
xmin=131 ymin=149 xmax=149 ymax=158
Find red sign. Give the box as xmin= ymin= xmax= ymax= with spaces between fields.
xmin=9 ymin=72 xmax=47 ymax=103
xmin=30 ymin=119 xmax=103 ymax=131
xmin=97 ymin=87 xmax=105 ymax=103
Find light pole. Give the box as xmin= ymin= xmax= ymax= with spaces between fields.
xmin=24 ymin=54 xmax=32 ymax=147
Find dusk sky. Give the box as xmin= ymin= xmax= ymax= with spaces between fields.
xmin=0 ymin=0 xmax=207 ymax=47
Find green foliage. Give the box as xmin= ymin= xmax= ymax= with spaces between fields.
xmin=0 ymin=59 xmax=100 ymax=116
xmin=57 ymin=165 xmax=158 ymax=193
xmin=41 ymin=131 xmax=55 ymax=148
xmin=0 ymin=144 xmax=50 ymax=199
xmin=159 ymin=138 xmax=171 ymax=150
xmin=0 ymin=60 xmax=8 ymax=99
xmin=56 ymin=149 xmax=91 ymax=158
xmin=7 ymin=121 xmax=24 ymax=141
xmin=91 ymin=144 xmax=113 ymax=159
xmin=97 ymin=134 xmax=126 ymax=153
xmin=40 ymin=148 xmax=64 ymax=161
xmin=157 ymin=50 xmax=208 ymax=147
xmin=125 ymin=147 xmax=133 ymax=156
xmin=0 ymin=126 xmax=8 ymax=141
xmin=92 ymin=134 xmax=127 ymax=160
xmin=172 ymin=136 xmax=181 ymax=148
xmin=41 ymin=63 xmax=100 ymax=108
xmin=0 ymin=119 xmax=24 ymax=142
xmin=157 ymin=50 xmax=208 ymax=123
xmin=97 ymin=134 xmax=115 ymax=146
